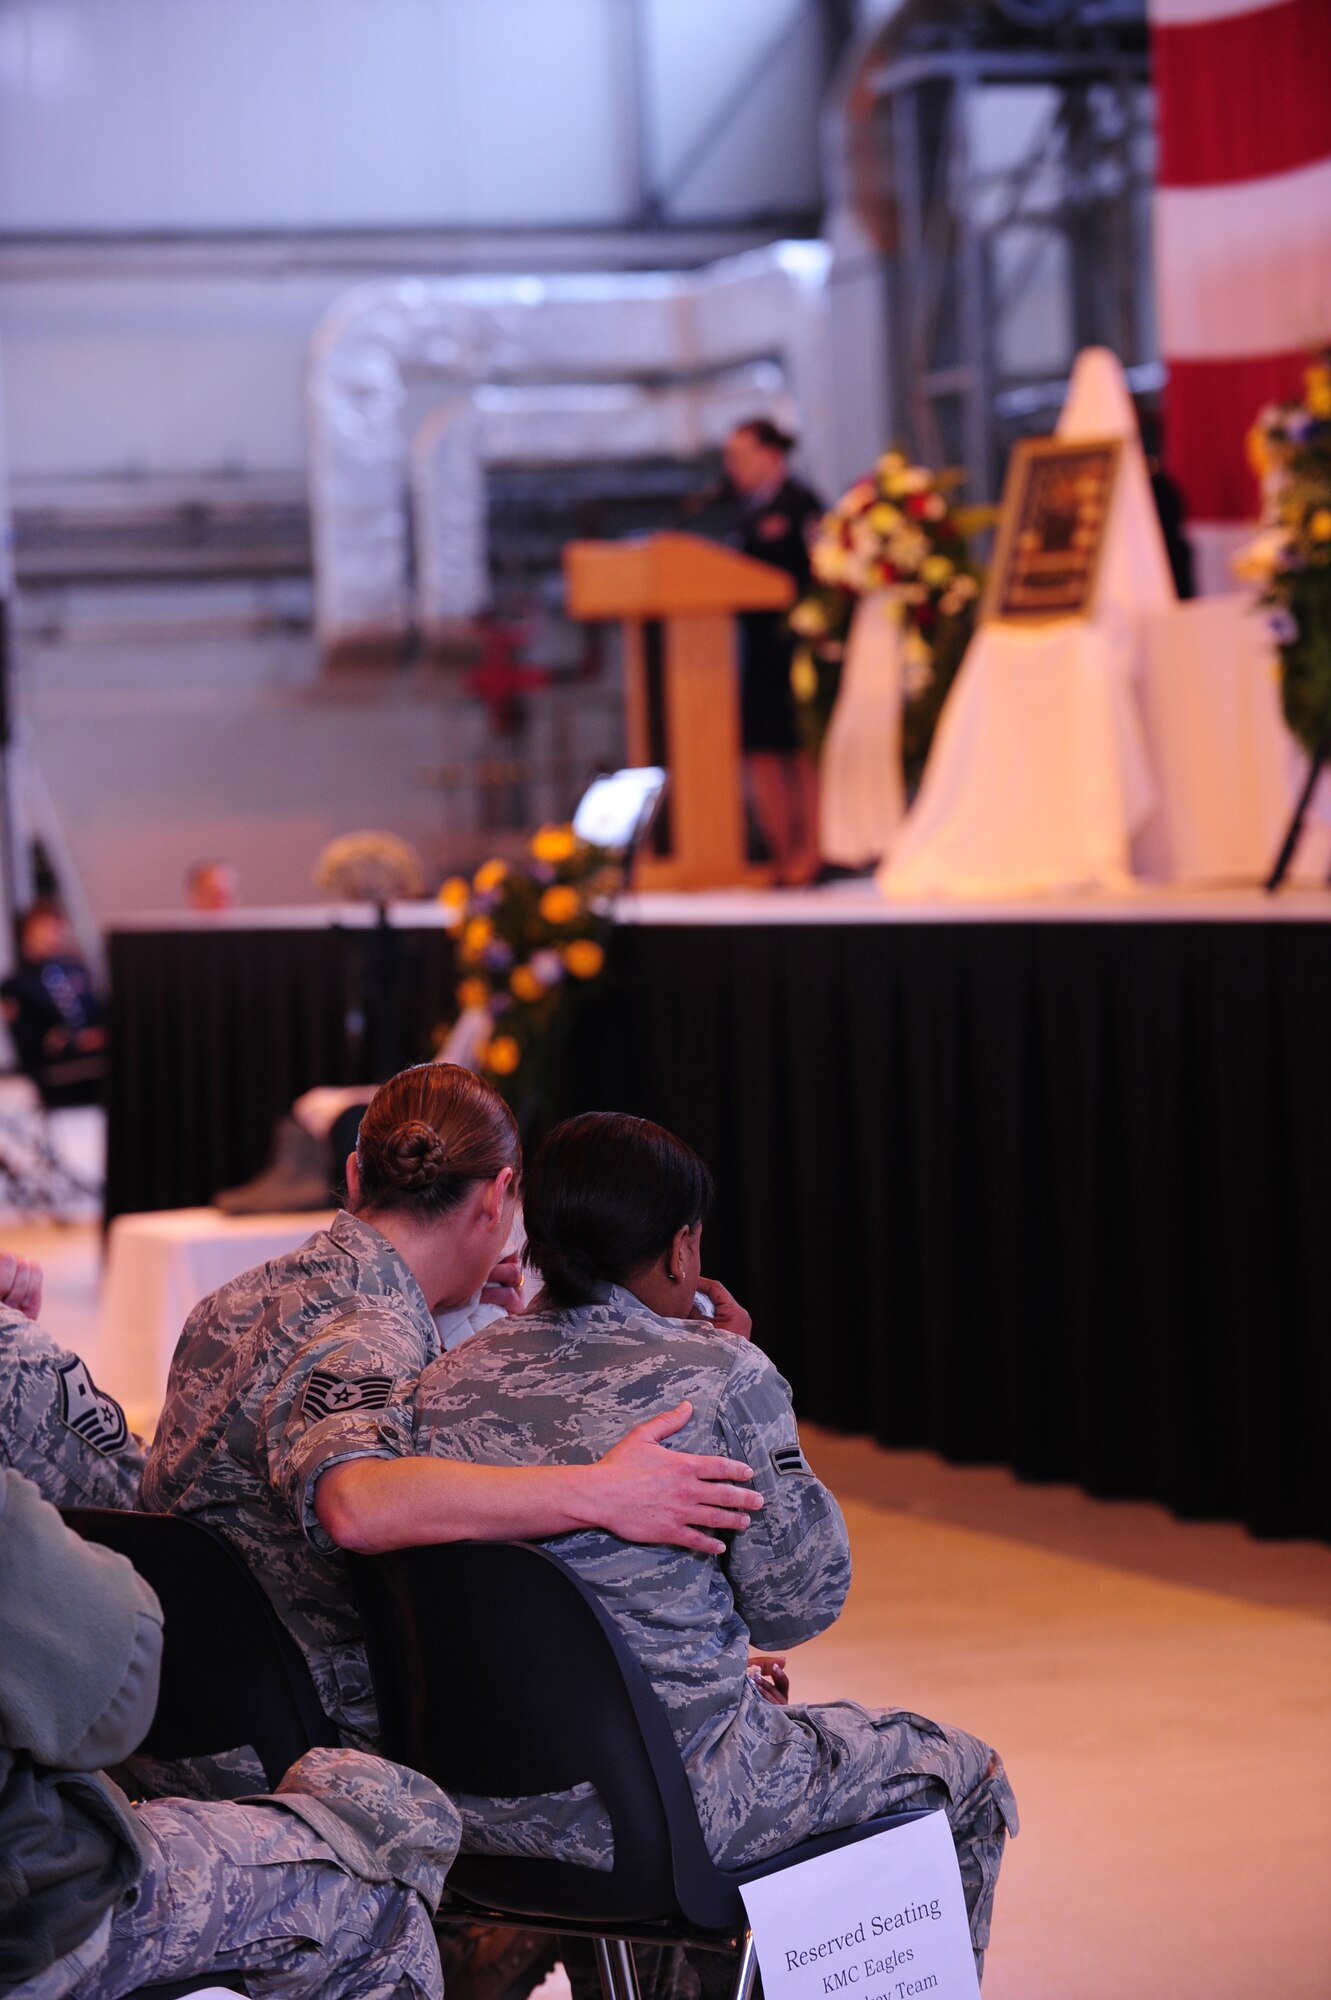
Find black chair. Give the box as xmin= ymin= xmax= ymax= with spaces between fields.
xmin=348 ymin=1540 xmax=930 ymax=2000
xmin=62 ymin=1507 xmax=339 ymax=1786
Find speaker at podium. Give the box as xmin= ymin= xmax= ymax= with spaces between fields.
xmin=563 ymin=532 xmax=795 ymax=891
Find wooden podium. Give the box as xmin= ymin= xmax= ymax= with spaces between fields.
xmin=563 ymin=532 xmax=794 ymax=890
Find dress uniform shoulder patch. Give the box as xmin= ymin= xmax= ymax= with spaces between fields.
xmin=302 ymin=1369 xmax=394 ymax=1421
xmin=770 ymin=1442 xmax=811 ymax=1476
xmin=56 ymin=1355 xmax=130 ymax=1455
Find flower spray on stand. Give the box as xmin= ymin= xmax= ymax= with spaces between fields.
xmin=438 ymin=825 xmax=617 ymax=1134
xmin=1239 ymin=352 xmax=1331 ymax=757
xmin=1236 ymin=350 xmax=1331 ymax=886
xmin=790 ymin=451 xmax=985 ymax=793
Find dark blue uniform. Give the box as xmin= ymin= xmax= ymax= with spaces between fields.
xmin=732 ymin=476 xmax=823 ymax=753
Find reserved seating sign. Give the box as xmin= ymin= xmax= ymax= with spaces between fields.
xmin=739 ymin=1812 xmax=980 ymax=2000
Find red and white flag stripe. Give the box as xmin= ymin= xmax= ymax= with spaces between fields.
xmin=1150 ymin=0 xmax=1331 ymax=525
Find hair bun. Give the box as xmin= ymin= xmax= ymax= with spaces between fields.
xmin=527 ymin=1240 xmax=601 ymax=1306
xmin=383 ymin=1119 xmax=448 ymax=1191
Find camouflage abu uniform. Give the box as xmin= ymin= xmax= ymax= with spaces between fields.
xmin=142 ymin=1211 xmax=444 ymax=1745
xmin=1 ymin=1469 xmax=459 ymax=2000
xmin=7 ymin=1753 xmax=459 ymax=2000
xmin=413 ymin=1289 xmax=1019 ymax=1964
xmin=0 ymin=1307 xmax=145 ymax=1509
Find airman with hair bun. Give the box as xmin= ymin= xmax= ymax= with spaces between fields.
xmin=144 ymin=1064 xmax=765 ymax=1755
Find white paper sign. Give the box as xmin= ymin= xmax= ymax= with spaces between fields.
xmin=739 ymin=1811 xmax=980 ymax=2000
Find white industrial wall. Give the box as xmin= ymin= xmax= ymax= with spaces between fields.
xmin=0 ymin=0 xmax=826 ymax=486
xmin=17 ymin=586 xmax=627 ymax=918
xmin=0 ymin=0 xmax=820 ymax=235
xmin=0 ymin=0 xmax=834 ymax=921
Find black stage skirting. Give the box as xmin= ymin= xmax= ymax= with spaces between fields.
xmin=107 ymin=911 xmax=1331 ymax=1542
xmin=105 ymin=920 xmax=455 ymax=1219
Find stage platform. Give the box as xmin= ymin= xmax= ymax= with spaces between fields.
xmin=106 ymin=885 xmax=1331 ymax=1541
xmin=615 ymin=880 xmax=1331 ymax=924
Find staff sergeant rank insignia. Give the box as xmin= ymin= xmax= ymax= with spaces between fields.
xmin=56 ymin=1356 xmax=130 ymax=1455
xmin=302 ymin=1369 xmax=395 ymax=1421
xmin=770 ymin=1442 xmax=811 ymax=1476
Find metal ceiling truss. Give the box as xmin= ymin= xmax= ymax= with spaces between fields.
xmin=871 ymin=37 xmax=1153 ymax=500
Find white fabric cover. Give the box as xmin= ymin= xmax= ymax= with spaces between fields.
xmin=102 ymin=1209 xmax=333 ymax=1430
xmin=819 ymin=592 xmax=906 ymax=867
xmin=879 ymin=348 xmax=1166 ymax=898
xmin=1132 ymin=592 xmax=1303 ymax=883
xmin=875 ymin=619 xmax=1143 ymax=897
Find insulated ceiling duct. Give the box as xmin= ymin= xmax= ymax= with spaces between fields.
xmin=409 ymin=362 xmax=794 ymax=635
xmin=306 ymin=242 xmax=831 ymax=655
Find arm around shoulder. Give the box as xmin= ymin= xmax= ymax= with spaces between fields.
xmin=316 ymin=1400 xmax=763 ymax=1555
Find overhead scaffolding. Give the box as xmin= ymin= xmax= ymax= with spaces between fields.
xmin=829 ymin=0 xmax=1156 ymax=501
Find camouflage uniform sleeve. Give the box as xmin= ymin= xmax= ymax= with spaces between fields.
xmin=715 ymin=1341 xmax=851 ymax=1650
xmin=259 ymin=1301 xmax=428 ymax=1549
xmin=0 ymin=1319 xmax=146 ymax=1510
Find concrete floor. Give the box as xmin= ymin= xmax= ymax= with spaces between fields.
xmin=13 ymin=1222 xmax=1331 ymax=2000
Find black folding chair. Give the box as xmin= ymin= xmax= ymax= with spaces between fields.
xmin=62 ymin=1507 xmax=339 ymax=1786
xmin=348 ymin=1540 xmax=929 ymax=2000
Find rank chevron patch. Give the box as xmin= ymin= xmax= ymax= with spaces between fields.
xmin=301 ymin=1370 xmax=395 ymax=1421
xmin=56 ymin=1355 xmax=130 ymax=1455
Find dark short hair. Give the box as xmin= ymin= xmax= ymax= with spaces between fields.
xmin=523 ymin=1112 xmax=715 ymax=1308
xmin=733 ymin=417 xmax=796 ymax=455
xmin=353 ymin=1062 xmax=521 ymax=1222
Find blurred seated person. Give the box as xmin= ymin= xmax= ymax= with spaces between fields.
xmin=0 ymin=1250 xmax=144 ymax=1510
xmin=0 ymin=1468 xmax=458 ymax=2000
xmin=413 ymin=1113 xmax=1018 ymax=1980
xmin=1 ymin=905 xmax=106 ymax=1110
xmin=185 ymin=858 xmax=239 ymax=913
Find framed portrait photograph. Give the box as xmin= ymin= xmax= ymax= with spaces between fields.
xmin=982 ymin=437 xmax=1122 ymax=623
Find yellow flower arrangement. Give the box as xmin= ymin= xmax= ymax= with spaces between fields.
xmin=793 ymin=446 xmax=983 ymax=782
xmin=868 ymin=502 xmax=903 ymax=534
xmin=509 ymin=964 xmax=545 ymax=1003
xmin=1241 ymin=349 xmax=1331 ymax=757
xmin=480 ymin=1036 xmax=521 ymax=1077
xmin=539 ymin=885 xmax=581 ymax=926
xmin=562 ymin=938 xmax=605 ymax=980
xmin=314 ymin=831 xmax=425 ymax=904
xmin=790 ymin=650 xmax=819 ymax=703
xmin=789 ymin=599 xmax=829 ymax=638
xmin=530 ymin=824 xmax=578 ymax=864
xmin=439 ymin=829 xmax=612 ymax=1122
xmin=1246 ymin=422 xmax=1274 ymax=481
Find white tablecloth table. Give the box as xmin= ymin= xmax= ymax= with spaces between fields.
xmin=820 ymin=592 xmax=906 ymax=868
xmin=102 ymin=1207 xmax=334 ymax=1432
xmin=879 ymin=615 xmax=1154 ymax=897
xmin=1132 ymin=592 xmax=1300 ymax=883
xmin=878 ymin=346 xmax=1170 ymax=900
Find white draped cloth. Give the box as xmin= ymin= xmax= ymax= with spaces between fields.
xmin=879 ymin=347 xmax=1169 ymax=898
xmin=1133 ymin=591 xmax=1314 ymax=883
xmin=819 ymin=592 xmax=906 ymax=867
